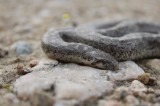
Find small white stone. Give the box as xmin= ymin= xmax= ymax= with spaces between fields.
xmin=129 ymin=80 xmax=147 ymax=92
xmin=107 ymin=61 xmax=144 ymax=81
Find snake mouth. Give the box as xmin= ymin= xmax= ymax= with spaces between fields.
xmin=90 ymin=57 xmax=119 ymax=71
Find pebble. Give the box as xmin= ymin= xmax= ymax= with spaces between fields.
xmin=29 ymin=60 xmax=38 ymax=68
xmin=0 ymin=70 xmax=16 ymax=85
xmin=147 ymin=77 xmax=157 ymax=86
xmin=107 ymin=61 xmax=145 ymax=81
xmin=132 ymin=92 xmax=147 ymax=100
xmin=29 ymin=91 xmax=54 ymax=106
xmin=31 ymin=58 xmax=59 ymax=70
xmin=11 ymin=41 xmax=32 ymax=55
xmin=16 ymin=64 xmax=31 ymax=75
xmin=3 ymin=93 xmax=20 ymax=104
xmin=146 ymin=94 xmax=155 ymax=102
xmin=137 ymin=73 xmax=157 ymax=86
xmin=98 ymin=100 xmax=123 ymax=106
xmin=0 ymin=22 xmax=4 ymax=31
xmin=129 ymin=80 xmax=147 ymax=92
xmin=14 ymin=25 xmax=32 ymax=34
xmin=0 ymin=48 xmax=8 ymax=58
xmin=125 ymin=95 xmax=139 ymax=106
xmin=157 ymin=81 xmax=160 ymax=86
xmin=137 ymin=73 xmax=150 ymax=84
xmin=144 ymin=59 xmax=160 ymax=71
xmin=154 ymin=103 xmax=160 ymax=106
xmin=147 ymin=88 xmax=155 ymax=93
xmin=112 ymin=86 xmax=130 ymax=100
xmin=155 ymin=97 xmax=160 ymax=103
xmin=0 ymin=95 xmax=30 ymax=106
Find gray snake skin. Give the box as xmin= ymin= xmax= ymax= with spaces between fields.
xmin=42 ymin=20 xmax=160 ymax=70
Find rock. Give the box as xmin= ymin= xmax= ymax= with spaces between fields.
xmin=154 ymin=103 xmax=160 ymax=106
xmin=29 ymin=60 xmax=38 ymax=68
xmin=13 ymin=59 xmax=113 ymax=104
xmin=112 ymin=86 xmax=130 ymax=100
xmin=137 ymin=73 xmax=150 ymax=84
xmin=0 ymin=22 xmax=4 ymax=31
xmin=13 ymin=60 xmax=146 ymax=105
xmin=98 ymin=100 xmax=123 ymax=106
xmin=29 ymin=91 xmax=54 ymax=106
xmin=146 ymin=94 xmax=155 ymax=103
xmin=0 ymin=70 xmax=16 ymax=85
xmin=31 ymin=58 xmax=58 ymax=71
xmin=54 ymin=100 xmax=78 ymax=106
xmin=132 ymin=92 xmax=147 ymax=100
xmin=14 ymin=25 xmax=32 ymax=34
xmin=11 ymin=41 xmax=32 ymax=55
xmin=0 ymin=48 xmax=8 ymax=58
xmin=147 ymin=88 xmax=154 ymax=93
xmin=147 ymin=77 xmax=157 ymax=86
xmin=0 ymin=96 xmax=30 ymax=106
xmin=16 ymin=64 xmax=32 ymax=75
xmin=107 ymin=61 xmax=145 ymax=81
xmin=155 ymin=97 xmax=160 ymax=103
xmin=31 ymin=17 xmax=43 ymax=26
xmin=125 ymin=95 xmax=139 ymax=106
xmin=3 ymin=93 xmax=20 ymax=104
xmin=129 ymin=80 xmax=147 ymax=92
xmin=137 ymin=73 xmax=157 ymax=85
xmin=144 ymin=59 xmax=160 ymax=72
xmin=157 ymin=81 xmax=160 ymax=87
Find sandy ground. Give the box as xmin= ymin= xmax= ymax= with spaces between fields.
xmin=0 ymin=0 xmax=160 ymax=106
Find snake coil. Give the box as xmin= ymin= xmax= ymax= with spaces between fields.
xmin=42 ymin=20 xmax=160 ymax=70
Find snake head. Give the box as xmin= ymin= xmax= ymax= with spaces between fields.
xmin=87 ymin=50 xmax=119 ymax=71
xmin=93 ymin=57 xmax=119 ymax=71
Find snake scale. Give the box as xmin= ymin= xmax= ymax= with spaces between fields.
xmin=42 ymin=20 xmax=160 ymax=70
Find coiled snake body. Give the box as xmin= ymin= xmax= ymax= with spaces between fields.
xmin=42 ymin=20 xmax=160 ymax=70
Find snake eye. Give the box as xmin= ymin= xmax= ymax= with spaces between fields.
xmin=104 ymin=61 xmax=119 ymax=71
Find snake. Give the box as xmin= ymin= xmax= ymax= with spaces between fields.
xmin=42 ymin=20 xmax=160 ymax=70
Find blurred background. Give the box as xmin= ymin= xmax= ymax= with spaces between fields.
xmin=0 ymin=0 xmax=160 ymax=56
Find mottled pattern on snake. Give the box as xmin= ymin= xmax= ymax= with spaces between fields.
xmin=42 ymin=20 xmax=160 ymax=70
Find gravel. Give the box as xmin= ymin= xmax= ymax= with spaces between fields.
xmin=11 ymin=41 xmax=32 ymax=55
